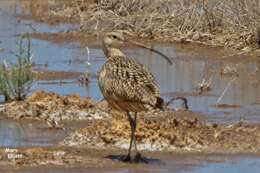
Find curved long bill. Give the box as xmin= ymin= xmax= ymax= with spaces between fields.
xmin=127 ymin=40 xmax=173 ymax=65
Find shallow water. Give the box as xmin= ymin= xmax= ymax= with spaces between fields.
xmin=0 ymin=119 xmax=66 ymax=147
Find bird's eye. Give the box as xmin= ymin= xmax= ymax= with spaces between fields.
xmin=112 ymin=35 xmax=117 ymax=39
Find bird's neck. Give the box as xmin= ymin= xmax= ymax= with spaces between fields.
xmin=103 ymin=46 xmax=126 ymax=59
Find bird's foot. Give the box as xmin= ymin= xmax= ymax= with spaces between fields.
xmin=133 ymin=153 xmax=148 ymax=163
xmin=121 ymin=154 xmax=131 ymax=162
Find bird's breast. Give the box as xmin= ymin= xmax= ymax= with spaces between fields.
xmin=99 ymin=66 xmax=106 ymax=79
xmin=98 ymin=67 xmax=106 ymax=89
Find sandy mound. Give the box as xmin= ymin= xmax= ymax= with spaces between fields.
xmin=63 ymin=111 xmax=260 ymax=153
xmin=0 ymin=91 xmax=109 ymax=127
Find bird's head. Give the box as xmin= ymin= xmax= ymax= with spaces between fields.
xmin=102 ymin=31 xmax=173 ymax=65
xmin=102 ymin=31 xmax=125 ymax=49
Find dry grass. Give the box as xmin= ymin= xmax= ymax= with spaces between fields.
xmin=23 ymin=0 xmax=260 ymax=51
xmin=73 ymin=0 xmax=260 ymax=50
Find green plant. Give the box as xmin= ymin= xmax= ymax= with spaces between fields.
xmin=0 ymin=34 xmax=34 ymax=101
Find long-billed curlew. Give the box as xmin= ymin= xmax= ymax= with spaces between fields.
xmin=98 ymin=31 xmax=172 ymax=162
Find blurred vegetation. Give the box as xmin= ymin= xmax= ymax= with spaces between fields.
xmin=18 ymin=0 xmax=260 ymax=51
xmin=81 ymin=0 xmax=260 ymax=50
xmin=0 ymin=34 xmax=34 ymax=101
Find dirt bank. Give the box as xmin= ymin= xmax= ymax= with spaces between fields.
xmin=34 ymin=69 xmax=83 ymax=81
xmin=29 ymin=32 xmax=99 ymax=46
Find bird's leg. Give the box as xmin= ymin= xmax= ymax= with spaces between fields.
xmin=132 ymin=112 xmax=141 ymax=161
xmin=125 ymin=112 xmax=145 ymax=163
xmin=123 ymin=112 xmax=135 ymax=162
xmin=132 ymin=112 xmax=138 ymax=154
xmin=132 ymin=112 xmax=147 ymax=163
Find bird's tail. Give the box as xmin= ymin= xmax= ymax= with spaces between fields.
xmin=155 ymin=97 xmax=165 ymax=111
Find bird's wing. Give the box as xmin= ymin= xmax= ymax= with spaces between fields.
xmin=105 ymin=58 xmax=160 ymax=107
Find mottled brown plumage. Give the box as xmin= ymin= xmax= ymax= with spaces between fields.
xmin=98 ymin=31 xmax=171 ymax=162
xmin=99 ymin=55 xmax=163 ymax=112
